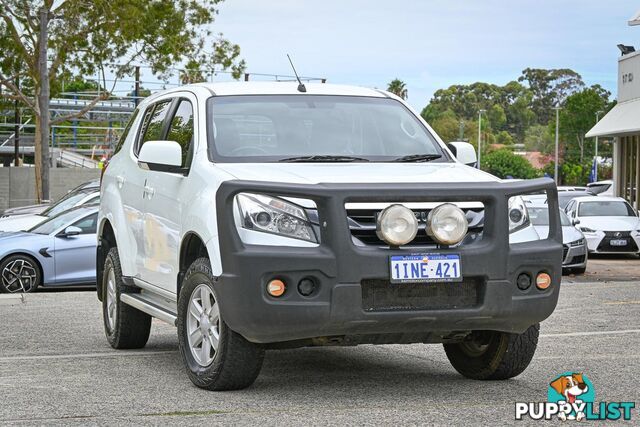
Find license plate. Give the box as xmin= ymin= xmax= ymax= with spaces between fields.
xmin=610 ymin=239 xmax=628 ymax=246
xmin=390 ymin=253 xmax=462 ymax=284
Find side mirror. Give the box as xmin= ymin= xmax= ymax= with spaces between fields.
xmin=572 ymin=218 xmax=581 ymax=226
xmin=447 ymin=141 xmax=477 ymax=167
xmin=138 ymin=140 xmax=183 ymax=173
xmin=60 ymin=226 xmax=82 ymax=237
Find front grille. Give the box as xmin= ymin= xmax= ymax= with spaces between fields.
xmin=347 ymin=207 xmax=484 ymax=247
xmin=562 ymin=245 xmax=569 ymax=261
xmin=361 ymin=278 xmax=481 ymax=312
xmin=597 ymin=231 xmax=638 ymax=252
xmin=566 ymin=255 xmax=586 ymax=265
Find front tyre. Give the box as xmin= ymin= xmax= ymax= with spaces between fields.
xmin=443 ymin=324 xmax=539 ymax=380
xmin=0 ymin=254 xmax=41 ymax=293
xmin=102 ymin=247 xmax=151 ymax=349
xmin=177 ymin=257 xmax=264 ymax=391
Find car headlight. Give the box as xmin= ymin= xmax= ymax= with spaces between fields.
xmin=426 ymin=203 xmax=468 ymax=245
xmin=508 ymin=196 xmax=530 ymax=233
xmin=579 ymin=226 xmax=596 ymax=233
xmin=570 ymin=238 xmax=585 ymax=247
xmin=235 ymin=193 xmax=317 ymax=243
xmin=376 ymin=204 xmax=418 ymax=246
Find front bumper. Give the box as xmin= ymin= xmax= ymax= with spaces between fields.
xmin=563 ymin=243 xmax=588 ymax=269
xmin=215 ymin=179 xmax=563 ymax=344
xmin=585 ymin=232 xmax=640 ymax=254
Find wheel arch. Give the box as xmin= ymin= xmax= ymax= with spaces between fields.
xmin=178 ymin=232 xmax=210 ymax=297
xmin=97 ymin=218 xmax=117 ymax=301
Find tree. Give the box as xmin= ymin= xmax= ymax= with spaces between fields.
xmin=0 ymin=0 xmax=245 ymax=201
xmin=524 ymin=124 xmax=554 ymax=154
xmin=387 ymin=79 xmax=408 ymax=100
xmin=518 ymin=68 xmax=584 ymax=124
xmin=481 ymin=149 xmax=539 ymax=179
xmin=559 ymin=85 xmax=611 ymax=163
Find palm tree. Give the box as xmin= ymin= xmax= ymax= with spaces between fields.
xmin=387 ymin=79 xmax=408 ymax=100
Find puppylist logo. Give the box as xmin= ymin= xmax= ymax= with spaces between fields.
xmin=515 ymin=372 xmax=636 ymax=421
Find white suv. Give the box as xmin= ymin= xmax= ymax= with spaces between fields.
xmin=98 ymin=82 xmax=562 ymax=390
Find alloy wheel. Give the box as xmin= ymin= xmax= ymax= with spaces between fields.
xmin=186 ymin=284 xmax=221 ymax=367
xmin=1 ymin=258 xmax=38 ymax=293
xmin=105 ymin=268 xmax=117 ymax=331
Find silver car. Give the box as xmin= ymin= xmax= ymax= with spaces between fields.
xmin=528 ymin=205 xmax=588 ymax=274
xmin=0 ymin=205 xmax=98 ymax=293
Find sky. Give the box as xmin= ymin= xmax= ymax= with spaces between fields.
xmin=139 ymin=1 xmax=640 ymax=110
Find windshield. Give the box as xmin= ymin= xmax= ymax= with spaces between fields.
xmin=207 ymin=95 xmax=447 ymax=162
xmin=29 ymin=208 xmax=89 ymax=235
xmin=557 ymin=192 xmax=592 ymax=209
xmin=41 ymin=190 xmax=93 ymax=217
xmin=578 ymin=201 xmax=636 ymax=217
xmin=529 ymin=208 xmax=570 ymax=226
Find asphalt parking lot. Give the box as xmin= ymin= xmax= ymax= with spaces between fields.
xmin=1 ymin=257 xmax=639 ymax=425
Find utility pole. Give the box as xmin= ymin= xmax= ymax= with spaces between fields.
xmin=595 ymin=110 xmax=603 ymax=182
xmin=134 ymin=66 xmax=140 ymax=106
xmin=553 ymin=106 xmax=561 ymax=184
xmin=38 ymin=7 xmax=51 ymax=202
xmin=14 ymin=75 xmax=20 ymax=166
xmin=477 ymin=109 xmax=485 ymax=169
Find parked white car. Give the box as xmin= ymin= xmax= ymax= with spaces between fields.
xmin=98 ymin=82 xmax=563 ymax=391
xmin=565 ymin=196 xmax=640 ymax=254
xmin=0 ymin=187 xmax=99 ymax=232
xmin=587 ymin=179 xmax=614 ymax=196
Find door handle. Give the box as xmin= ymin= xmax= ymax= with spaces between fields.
xmin=116 ymin=175 xmax=125 ymax=188
xmin=143 ymin=185 xmax=155 ymax=198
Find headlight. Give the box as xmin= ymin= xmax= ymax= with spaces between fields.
xmin=235 ymin=193 xmax=317 ymax=243
xmin=426 ymin=203 xmax=468 ymax=245
xmin=570 ymin=238 xmax=585 ymax=247
xmin=376 ymin=204 xmax=418 ymax=246
xmin=579 ymin=226 xmax=596 ymax=233
xmin=508 ymin=196 xmax=530 ymax=233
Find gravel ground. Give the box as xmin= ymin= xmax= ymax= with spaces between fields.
xmin=1 ymin=268 xmax=639 ymax=425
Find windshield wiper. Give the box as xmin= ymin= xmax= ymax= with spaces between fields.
xmin=391 ymin=154 xmax=442 ymax=162
xmin=278 ymin=155 xmax=370 ymax=163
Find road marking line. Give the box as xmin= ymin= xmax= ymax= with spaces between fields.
xmin=603 ymin=300 xmax=640 ymax=305
xmin=541 ymin=329 xmax=640 ymax=338
xmin=0 ymin=350 xmax=177 ymax=362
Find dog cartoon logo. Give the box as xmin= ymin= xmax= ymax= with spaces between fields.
xmin=548 ymin=372 xmax=594 ymax=421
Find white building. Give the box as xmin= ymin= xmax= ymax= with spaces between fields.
xmin=587 ymin=10 xmax=640 ymax=207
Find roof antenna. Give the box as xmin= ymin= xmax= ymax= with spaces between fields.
xmin=287 ymin=54 xmax=307 ymax=93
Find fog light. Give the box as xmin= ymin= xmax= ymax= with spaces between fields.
xmin=267 ymin=279 xmax=286 ymax=297
xmin=536 ymin=273 xmax=552 ymax=290
xmin=517 ymin=273 xmax=531 ymax=290
xmin=298 ymin=278 xmax=316 ymax=296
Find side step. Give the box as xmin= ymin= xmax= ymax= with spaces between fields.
xmin=120 ymin=293 xmax=178 ymax=326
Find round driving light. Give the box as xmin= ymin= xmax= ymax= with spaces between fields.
xmin=267 ymin=279 xmax=286 ymax=297
xmin=376 ymin=204 xmax=419 ymax=246
xmin=427 ymin=203 xmax=468 ymax=245
xmin=536 ymin=272 xmax=552 ymax=290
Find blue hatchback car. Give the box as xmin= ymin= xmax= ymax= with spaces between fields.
xmin=0 ymin=205 xmax=98 ymax=293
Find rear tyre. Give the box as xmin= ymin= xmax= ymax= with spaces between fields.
xmin=0 ymin=254 xmax=41 ymax=293
xmin=177 ymin=257 xmax=264 ymax=391
xmin=443 ymin=323 xmax=539 ymax=380
xmin=102 ymin=247 xmax=151 ymax=349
